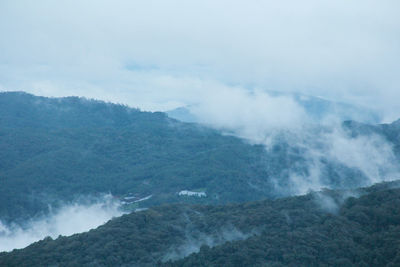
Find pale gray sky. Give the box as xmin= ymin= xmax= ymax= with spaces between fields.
xmin=1 ymin=0 xmax=399 ymax=120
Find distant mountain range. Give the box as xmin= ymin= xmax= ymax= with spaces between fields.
xmin=167 ymin=92 xmax=381 ymax=124
xmin=1 ymin=181 xmax=399 ymax=266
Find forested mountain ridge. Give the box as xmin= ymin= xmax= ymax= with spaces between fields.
xmin=1 ymin=181 xmax=399 ymax=266
xmin=0 ymin=91 xmax=272 ymax=222
xmin=1 ymin=91 xmax=400 ymax=223
xmin=169 ymin=184 xmax=400 ymax=266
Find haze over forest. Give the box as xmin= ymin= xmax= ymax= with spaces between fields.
xmin=1 ymin=1 xmax=400 ymax=266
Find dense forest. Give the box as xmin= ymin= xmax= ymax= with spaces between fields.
xmin=1 ymin=92 xmax=398 ymax=223
xmin=0 ymin=92 xmax=271 ymax=222
xmin=1 ymin=181 xmax=399 ymax=266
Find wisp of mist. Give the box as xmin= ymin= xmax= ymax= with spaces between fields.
xmin=0 ymin=195 xmax=123 ymax=252
xmin=189 ymin=88 xmax=400 ymax=195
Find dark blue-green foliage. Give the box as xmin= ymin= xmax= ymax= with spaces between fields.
xmin=0 ymin=92 xmax=273 ymax=222
xmin=1 ymin=92 xmax=399 ymax=223
xmin=1 ymin=181 xmax=399 ymax=266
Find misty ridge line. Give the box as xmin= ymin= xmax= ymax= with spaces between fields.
xmin=3 ymin=90 xmax=399 ymax=196
xmin=3 ymin=90 xmax=399 ymax=192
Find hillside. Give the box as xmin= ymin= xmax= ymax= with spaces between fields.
xmin=1 ymin=181 xmax=399 ymax=266
xmin=1 ymin=92 xmax=399 ymax=223
xmin=0 ymin=92 xmax=272 ymax=222
xmin=170 ymin=182 xmax=400 ymax=266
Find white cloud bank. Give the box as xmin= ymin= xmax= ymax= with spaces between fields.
xmin=191 ymin=88 xmax=309 ymax=143
xmin=0 ymin=0 xmax=399 ymax=120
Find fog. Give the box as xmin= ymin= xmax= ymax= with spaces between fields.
xmin=0 ymin=195 xmax=123 ymax=252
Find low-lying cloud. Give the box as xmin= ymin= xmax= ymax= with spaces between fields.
xmin=181 ymin=88 xmax=400 ymax=196
xmin=0 ymin=195 xmax=123 ymax=252
xmin=191 ymin=89 xmax=309 ymax=143
xmin=283 ymin=128 xmax=399 ymax=195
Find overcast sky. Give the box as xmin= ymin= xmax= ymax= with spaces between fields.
xmin=1 ymin=0 xmax=399 ymax=121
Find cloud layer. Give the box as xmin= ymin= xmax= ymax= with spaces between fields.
xmin=0 ymin=0 xmax=399 ymax=120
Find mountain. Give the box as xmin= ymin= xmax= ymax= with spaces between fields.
xmin=1 ymin=181 xmax=399 ymax=266
xmin=0 ymin=92 xmax=271 ymax=222
xmin=169 ymin=181 xmax=400 ymax=267
xmin=0 ymin=92 xmax=398 ymax=224
xmin=292 ymin=93 xmax=381 ymax=123
xmin=166 ymin=106 xmax=198 ymax=123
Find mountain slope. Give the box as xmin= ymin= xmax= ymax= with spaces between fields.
xmin=0 ymin=93 xmax=278 ymax=220
xmin=0 ymin=92 xmax=272 ymax=222
xmin=170 ymin=183 xmax=400 ymax=266
xmin=1 ymin=181 xmax=399 ymax=266
xmin=1 ymin=92 xmax=399 ymax=223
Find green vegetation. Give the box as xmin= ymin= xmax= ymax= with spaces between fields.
xmin=0 ymin=92 xmax=272 ymax=222
xmin=1 ymin=181 xmax=399 ymax=266
xmin=1 ymin=92 xmax=400 ymax=265
xmin=1 ymin=92 xmax=399 ymax=223
xmin=170 ymin=182 xmax=400 ymax=267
